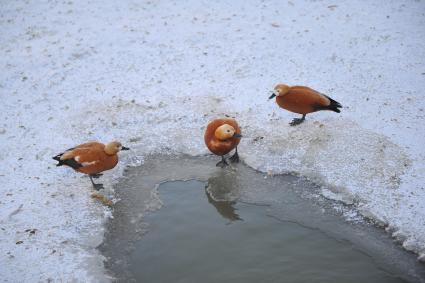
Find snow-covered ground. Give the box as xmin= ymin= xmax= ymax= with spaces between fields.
xmin=1 ymin=0 xmax=424 ymax=281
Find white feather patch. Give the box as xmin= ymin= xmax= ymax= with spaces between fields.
xmin=81 ymin=161 xmax=98 ymax=167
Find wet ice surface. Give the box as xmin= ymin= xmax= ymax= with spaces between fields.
xmin=100 ymin=156 xmax=425 ymax=283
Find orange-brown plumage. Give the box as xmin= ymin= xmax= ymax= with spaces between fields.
xmin=204 ymin=118 xmax=242 ymax=167
xmin=276 ymin=86 xmax=331 ymax=114
xmin=61 ymin=143 xmax=119 ymax=175
xmin=270 ymin=84 xmax=342 ymax=126
xmin=53 ymin=141 xmax=129 ymax=189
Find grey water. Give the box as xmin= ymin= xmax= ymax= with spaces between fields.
xmin=99 ymin=155 xmax=425 ymax=283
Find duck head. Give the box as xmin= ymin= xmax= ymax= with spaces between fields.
xmin=269 ymin=84 xmax=290 ymax=99
xmin=214 ymin=124 xmax=242 ymax=141
xmin=105 ymin=141 xmax=130 ymax=155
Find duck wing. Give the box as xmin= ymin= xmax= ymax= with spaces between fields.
xmin=289 ymin=86 xmax=342 ymax=113
xmin=53 ymin=146 xmax=105 ymax=169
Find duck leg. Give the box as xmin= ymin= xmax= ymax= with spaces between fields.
xmin=91 ymin=173 xmax=103 ymax=179
xmin=89 ymin=175 xmax=104 ymax=190
xmin=229 ymin=147 xmax=240 ymax=163
xmin=289 ymin=114 xmax=306 ymax=126
xmin=216 ymin=156 xmax=229 ymax=168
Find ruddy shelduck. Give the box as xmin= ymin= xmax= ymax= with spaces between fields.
xmin=204 ymin=118 xmax=242 ymax=167
xmin=53 ymin=141 xmax=129 ymax=190
xmin=269 ymin=84 xmax=342 ymax=126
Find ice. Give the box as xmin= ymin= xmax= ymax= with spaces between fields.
xmin=1 ymin=0 xmax=425 ymax=281
xmin=103 ymin=156 xmax=425 ymax=282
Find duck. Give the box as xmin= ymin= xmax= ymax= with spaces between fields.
xmin=53 ymin=141 xmax=129 ymax=190
xmin=204 ymin=118 xmax=242 ymax=167
xmin=269 ymin=84 xmax=342 ymax=126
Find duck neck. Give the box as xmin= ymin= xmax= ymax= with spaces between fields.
xmin=104 ymin=144 xmax=117 ymax=155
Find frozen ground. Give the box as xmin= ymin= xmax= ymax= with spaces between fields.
xmin=0 ymin=0 xmax=424 ymax=281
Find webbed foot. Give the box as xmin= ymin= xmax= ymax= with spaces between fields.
xmin=289 ymin=114 xmax=306 ymax=126
xmin=229 ymin=148 xmax=239 ymax=163
xmin=216 ymin=157 xmax=229 ymax=168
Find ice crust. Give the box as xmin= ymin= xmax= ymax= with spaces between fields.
xmin=1 ymin=0 xmax=424 ymax=281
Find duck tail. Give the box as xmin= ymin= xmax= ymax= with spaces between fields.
xmin=324 ymin=95 xmax=342 ymax=113
xmin=52 ymin=154 xmax=64 ymax=166
xmin=52 ymin=154 xmax=82 ymax=169
xmin=53 ymin=147 xmax=76 ymax=166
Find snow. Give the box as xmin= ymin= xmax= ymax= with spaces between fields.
xmin=1 ymin=0 xmax=425 ymax=281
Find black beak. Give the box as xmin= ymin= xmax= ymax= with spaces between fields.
xmin=121 ymin=146 xmax=130 ymax=150
xmin=233 ymin=133 xmax=242 ymax=138
xmin=269 ymin=93 xmax=276 ymax=100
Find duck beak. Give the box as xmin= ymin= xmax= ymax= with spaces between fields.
xmin=233 ymin=133 xmax=242 ymax=138
xmin=269 ymin=93 xmax=276 ymax=99
xmin=121 ymin=146 xmax=130 ymax=150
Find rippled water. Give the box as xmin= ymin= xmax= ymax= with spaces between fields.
xmin=99 ymin=155 xmax=425 ymax=283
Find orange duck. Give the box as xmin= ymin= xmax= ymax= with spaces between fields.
xmin=269 ymin=84 xmax=342 ymax=126
xmin=204 ymin=118 xmax=242 ymax=167
xmin=53 ymin=141 xmax=129 ymax=190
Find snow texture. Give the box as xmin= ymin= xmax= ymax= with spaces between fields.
xmin=1 ymin=0 xmax=424 ymax=281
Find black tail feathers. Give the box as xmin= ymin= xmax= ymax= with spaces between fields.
xmin=53 ymin=154 xmax=64 ymax=166
xmin=53 ymin=147 xmax=76 ymax=167
xmin=52 ymin=154 xmax=82 ymax=169
xmin=324 ymin=95 xmax=342 ymax=113
xmin=330 ymin=107 xmax=341 ymax=113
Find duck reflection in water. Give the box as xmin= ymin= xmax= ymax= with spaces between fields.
xmin=205 ymin=189 xmax=242 ymax=222
xmin=205 ymin=171 xmax=242 ymax=223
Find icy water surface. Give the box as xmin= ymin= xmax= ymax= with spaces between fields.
xmin=99 ymin=155 xmax=425 ymax=283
